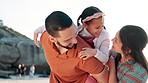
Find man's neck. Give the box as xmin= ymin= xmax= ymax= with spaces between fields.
xmin=58 ymin=47 xmax=68 ymax=54
xmin=55 ymin=43 xmax=68 ymax=54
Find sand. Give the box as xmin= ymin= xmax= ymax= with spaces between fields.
xmin=0 ymin=75 xmax=49 ymax=83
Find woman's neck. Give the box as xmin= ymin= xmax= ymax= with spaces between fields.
xmin=120 ymin=54 xmax=134 ymax=63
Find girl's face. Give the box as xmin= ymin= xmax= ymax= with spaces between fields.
xmin=83 ymin=18 xmax=104 ymax=37
xmin=111 ymin=32 xmax=123 ymax=54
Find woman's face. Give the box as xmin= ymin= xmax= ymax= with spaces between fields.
xmin=111 ymin=31 xmax=123 ymax=54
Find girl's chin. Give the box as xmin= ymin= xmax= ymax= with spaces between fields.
xmin=111 ymin=46 xmax=114 ymax=49
xmin=111 ymin=47 xmax=116 ymax=52
xmin=96 ymin=34 xmax=100 ymax=37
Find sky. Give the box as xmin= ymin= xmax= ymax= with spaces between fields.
xmin=0 ymin=0 xmax=148 ymax=60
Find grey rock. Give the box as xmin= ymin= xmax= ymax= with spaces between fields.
xmin=0 ymin=26 xmax=50 ymax=77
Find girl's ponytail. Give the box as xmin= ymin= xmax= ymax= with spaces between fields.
xmin=77 ymin=15 xmax=82 ymax=26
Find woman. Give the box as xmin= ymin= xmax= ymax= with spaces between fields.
xmin=108 ymin=25 xmax=148 ymax=83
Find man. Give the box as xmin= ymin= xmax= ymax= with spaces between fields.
xmin=21 ymin=64 xmax=26 ymax=76
xmin=16 ymin=64 xmax=22 ymax=78
xmin=34 ymin=11 xmax=108 ymax=83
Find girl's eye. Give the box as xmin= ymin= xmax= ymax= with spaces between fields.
xmin=96 ymin=25 xmax=104 ymax=29
xmin=96 ymin=27 xmax=99 ymax=29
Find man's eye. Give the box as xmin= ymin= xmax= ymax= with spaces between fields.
xmin=63 ymin=39 xmax=69 ymax=42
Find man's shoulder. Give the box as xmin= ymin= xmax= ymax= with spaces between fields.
xmin=76 ymin=36 xmax=91 ymax=49
xmin=41 ymin=31 xmax=49 ymax=40
xmin=77 ymin=57 xmax=104 ymax=74
xmin=40 ymin=31 xmax=51 ymax=46
xmin=84 ymin=57 xmax=102 ymax=65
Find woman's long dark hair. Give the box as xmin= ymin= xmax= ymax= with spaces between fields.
xmin=115 ymin=25 xmax=148 ymax=71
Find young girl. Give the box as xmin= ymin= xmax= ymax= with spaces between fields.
xmin=77 ymin=6 xmax=110 ymax=63
xmin=34 ymin=6 xmax=110 ymax=63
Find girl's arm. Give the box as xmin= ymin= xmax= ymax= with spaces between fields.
xmin=94 ymin=39 xmax=110 ymax=63
xmin=34 ymin=25 xmax=46 ymax=47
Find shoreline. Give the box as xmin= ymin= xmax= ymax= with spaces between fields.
xmin=0 ymin=75 xmax=49 ymax=83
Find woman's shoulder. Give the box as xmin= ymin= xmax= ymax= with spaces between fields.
xmin=122 ymin=61 xmax=146 ymax=71
xmin=119 ymin=61 xmax=148 ymax=82
xmin=123 ymin=61 xmax=148 ymax=77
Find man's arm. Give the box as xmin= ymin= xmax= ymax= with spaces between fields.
xmin=77 ymin=57 xmax=109 ymax=83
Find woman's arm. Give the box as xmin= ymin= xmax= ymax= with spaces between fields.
xmin=91 ymin=66 xmax=109 ymax=83
xmin=107 ymin=56 xmax=118 ymax=83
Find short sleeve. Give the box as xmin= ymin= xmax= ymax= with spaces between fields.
xmin=77 ymin=57 xmax=104 ymax=74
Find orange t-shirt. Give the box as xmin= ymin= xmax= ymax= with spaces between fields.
xmin=40 ymin=31 xmax=104 ymax=83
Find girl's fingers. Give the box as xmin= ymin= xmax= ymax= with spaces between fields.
xmin=82 ymin=47 xmax=90 ymax=50
xmin=83 ymin=56 xmax=89 ymax=60
xmin=35 ymin=41 xmax=40 ymax=47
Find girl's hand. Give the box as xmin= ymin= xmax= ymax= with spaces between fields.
xmin=78 ymin=48 xmax=97 ymax=60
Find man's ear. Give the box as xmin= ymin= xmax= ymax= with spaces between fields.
xmin=82 ymin=22 xmax=88 ymax=29
xmin=49 ymin=35 xmax=57 ymax=42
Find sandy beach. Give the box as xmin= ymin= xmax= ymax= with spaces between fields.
xmin=0 ymin=75 xmax=49 ymax=83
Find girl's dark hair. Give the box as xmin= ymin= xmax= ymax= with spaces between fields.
xmin=116 ymin=25 xmax=148 ymax=71
xmin=45 ymin=11 xmax=73 ymax=37
xmin=77 ymin=6 xmax=102 ymax=26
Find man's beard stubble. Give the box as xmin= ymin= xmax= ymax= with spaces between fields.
xmin=57 ymin=41 xmax=75 ymax=49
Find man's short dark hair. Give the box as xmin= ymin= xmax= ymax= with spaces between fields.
xmin=45 ymin=11 xmax=73 ymax=37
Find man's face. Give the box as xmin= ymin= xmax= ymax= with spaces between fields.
xmin=55 ymin=23 xmax=78 ymax=49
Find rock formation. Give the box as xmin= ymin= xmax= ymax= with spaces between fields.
xmin=0 ymin=26 xmax=50 ymax=78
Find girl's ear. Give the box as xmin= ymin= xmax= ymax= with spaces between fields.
xmin=82 ymin=22 xmax=88 ymax=29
